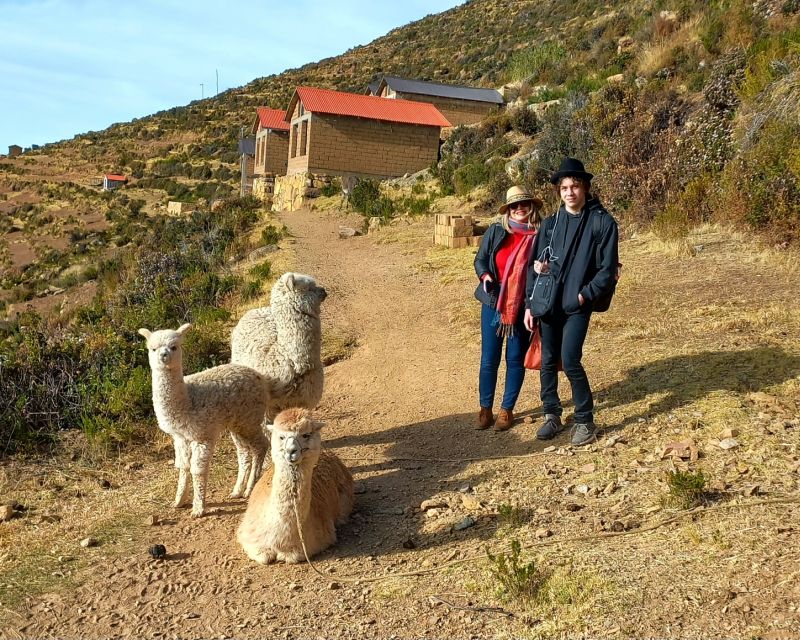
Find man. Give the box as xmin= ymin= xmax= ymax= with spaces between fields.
xmin=524 ymin=158 xmax=619 ymax=446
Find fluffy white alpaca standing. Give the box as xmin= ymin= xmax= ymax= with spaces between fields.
xmin=230 ymin=273 xmax=327 ymax=421
xmin=237 ymin=408 xmax=353 ymax=564
xmin=139 ymin=324 xmax=269 ymax=517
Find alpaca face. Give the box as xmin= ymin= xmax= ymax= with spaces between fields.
xmin=138 ymin=324 xmax=191 ymax=371
xmin=269 ymin=408 xmax=323 ymax=466
xmin=271 ymin=272 xmax=327 ymax=318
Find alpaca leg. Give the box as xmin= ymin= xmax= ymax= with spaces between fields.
xmin=229 ymin=433 xmax=251 ymax=499
xmin=173 ymin=436 xmax=191 ymax=508
xmin=244 ymin=433 xmax=268 ymax=498
xmin=250 ymin=548 xmax=278 ymax=565
xmin=189 ymin=440 xmax=215 ymax=518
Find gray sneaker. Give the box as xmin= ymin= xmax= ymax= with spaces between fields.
xmin=536 ymin=414 xmax=564 ymax=440
xmin=571 ymin=422 xmax=597 ymax=446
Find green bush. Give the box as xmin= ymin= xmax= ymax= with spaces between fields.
xmin=321 ymin=180 xmax=341 ymax=197
xmin=260 ymin=224 xmax=283 ymax=245
xmin=249 ymin=260 xmax=272 ymax=279
xmin=665 ymin=469 xmax=707 ymax=509
xmin=487 ymin=539 xmax=543 ymax=601
xmin=350 ymin=179 xmax=396 ymax=219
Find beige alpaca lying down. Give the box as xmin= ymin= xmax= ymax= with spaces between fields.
xmin=237 ymin=408 xmax=353 ymax=564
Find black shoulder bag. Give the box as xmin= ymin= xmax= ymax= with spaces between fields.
xmin=529 ymin=209 xmax=590 ymax=317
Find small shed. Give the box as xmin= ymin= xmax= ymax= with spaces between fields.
xmin=8 ymin=145 xmax=22 ymax=157
xmin=252 ymin=107 xmax=290 ymax=177
xmin=283 ymin=86 xmax=450 ymax=179
xmin=376 ymin=76 xmax=504 ymax=127
xmin=103 ymin=174 xmax=127 ymax=190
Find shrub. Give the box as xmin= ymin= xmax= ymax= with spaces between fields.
xmin=665 ymin=469 xmax=707 ymax=509
xmin=249 ymin=260 xmax=272 ymax=279
xmin=350 ymin=179 xmax=396 ymax=218
xmin=507 ymin=106 xmax=540 ymax=136
xmin=487 ymin=539 xmax=543 ymax=601
xmin=321 ymin=180 xmax=341 ymax=197
xmin=260 ymin=224 xmax=283 ymax=245
xmin=506 ymin=42 xmax=567 ymax=82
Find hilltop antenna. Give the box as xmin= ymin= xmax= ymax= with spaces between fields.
xmin=200 ymin=83 xmax=204 ymax=99
xmin=216 ymin=69 xmax=219 ymax=95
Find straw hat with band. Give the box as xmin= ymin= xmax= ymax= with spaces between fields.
xmin=498 ymin=186 xmax=543 ymax=215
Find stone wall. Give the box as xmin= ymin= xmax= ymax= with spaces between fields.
xmin=272 ymin=172 xmax=335 ymax=212
xmin=253 ymin=176 xmax=276 ymax=206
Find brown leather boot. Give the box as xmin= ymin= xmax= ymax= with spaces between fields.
xmin=477 ymin=407 xmax=494 ymax=430
xmin=494 ymin=408 xmax=514 ymax=432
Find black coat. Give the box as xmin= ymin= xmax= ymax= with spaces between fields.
xmin=473 ymin=222 xmax=509 ymax=307
xmin=526 ymin=198 xmax=619 ymax=315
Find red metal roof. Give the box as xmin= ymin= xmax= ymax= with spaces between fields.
xmin=289 ymin=87 xmax=451 ymax=128
xmin=105 ymin=174 xmax=126 ymax=181
xmin=256 ymin=107 xmax=290 ymax=131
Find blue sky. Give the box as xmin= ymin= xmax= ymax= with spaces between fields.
xmin=0 ymin=0 xmax=463 ymax=152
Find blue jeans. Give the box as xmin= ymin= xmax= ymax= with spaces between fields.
xmin=479 ymin=304 xmax=531 ymax=410
xmin=539 ymin=309 xmax=593 ymax=423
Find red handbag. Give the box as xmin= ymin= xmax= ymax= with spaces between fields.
xmin=524 ymin=322 xmax=562 ymax=371
xmin=524 ymin=323 xmax=542 ymax=370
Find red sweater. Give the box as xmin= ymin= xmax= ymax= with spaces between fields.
xmin=495 ymin=232 xmax=526 ymax=281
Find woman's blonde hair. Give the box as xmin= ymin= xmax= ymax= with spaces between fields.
xmin=499 ymin=205 xmax=543 ymax=233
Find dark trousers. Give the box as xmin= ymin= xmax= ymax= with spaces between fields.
xmin=479 ymin=304 xmax=531 ymax=410
xmin=539 ymin=309 xmax=593 ymax=423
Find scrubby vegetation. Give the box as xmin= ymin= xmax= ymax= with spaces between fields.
xmin=0 ymin=196 xmax=267 ymax=455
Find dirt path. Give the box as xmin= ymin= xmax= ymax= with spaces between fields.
xmin=8 ymin=210 xmax=800 ymax=640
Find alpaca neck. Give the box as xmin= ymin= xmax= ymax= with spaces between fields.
xmin=276 ymin=311 xmax=319 ymax=368
xmin=151 ymin=365 xmax=189 ymax=413
xmin=270 ymin=458 xmax=315 ymax=521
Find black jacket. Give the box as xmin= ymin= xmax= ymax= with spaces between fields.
xmin=526 ymin=198 xmax=619 ymax=315
xmin=473 ymin=222 xmax=509 ymax=307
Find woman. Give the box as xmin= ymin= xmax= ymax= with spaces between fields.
xmin=524 ymin=158 xmax=619 ymax=446
xmin=474 ymin=185 xmax=543 ymax=431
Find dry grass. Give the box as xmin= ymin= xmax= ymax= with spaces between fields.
xmin=638 ymin=15 xmax=703 ymax=76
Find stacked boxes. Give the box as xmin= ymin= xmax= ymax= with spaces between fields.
xmin=434 ymin=214 xmax=483 ymax=248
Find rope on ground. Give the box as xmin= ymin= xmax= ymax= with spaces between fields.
xmin=292 ymin=493 xmax=800 ymax=586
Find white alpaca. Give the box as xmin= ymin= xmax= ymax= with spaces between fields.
xmin=237 ymin=408 xmax=353 ymax=564
xmin=230 ymin=272 xmax=327 ymax=421
xmin=139 ymin=324 xmax=269 ymax=518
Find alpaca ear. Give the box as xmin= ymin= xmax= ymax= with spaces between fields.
xmin=177 ymin=323 xmax=192 ymax=335
xmin=312 ymin=420 xmax=325 ymax=433
xmin=265 ymin=424 xmax=274 ymax=434
xmin=285 ymin=273 xmax=295 ymax=291
xmin=138 ymin=328 xmax=151 ymax=340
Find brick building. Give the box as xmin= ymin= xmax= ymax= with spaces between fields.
xmin=284 ymin=86 xmax=450 ymax=179
xmin=8 ymin=145 xmax=22 ymax=157
xmin=252 ymin=107 xmax=290 ymax=176
xmin=376 ymin=76 xmax=504 ymax=127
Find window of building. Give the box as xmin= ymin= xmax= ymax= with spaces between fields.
xmin=290 ymin=124 xmax=298 ymax=158
xmin=300 ymin=120 xmax=308 ymax=157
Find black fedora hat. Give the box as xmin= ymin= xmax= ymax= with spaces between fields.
xmin=550 ymin=157 xmax=594 ymax=184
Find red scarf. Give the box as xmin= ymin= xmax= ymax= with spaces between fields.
xmin=495 ymin=220 xmax=536 ymax=336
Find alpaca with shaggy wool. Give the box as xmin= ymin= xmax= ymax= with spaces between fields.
xmin=237 ymin=408 xmax=353 ymax=564
xmin=231 ymin=272 xmax=327 ymax=421
xmin=139 ymin=324 xmax=269 ymax=517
